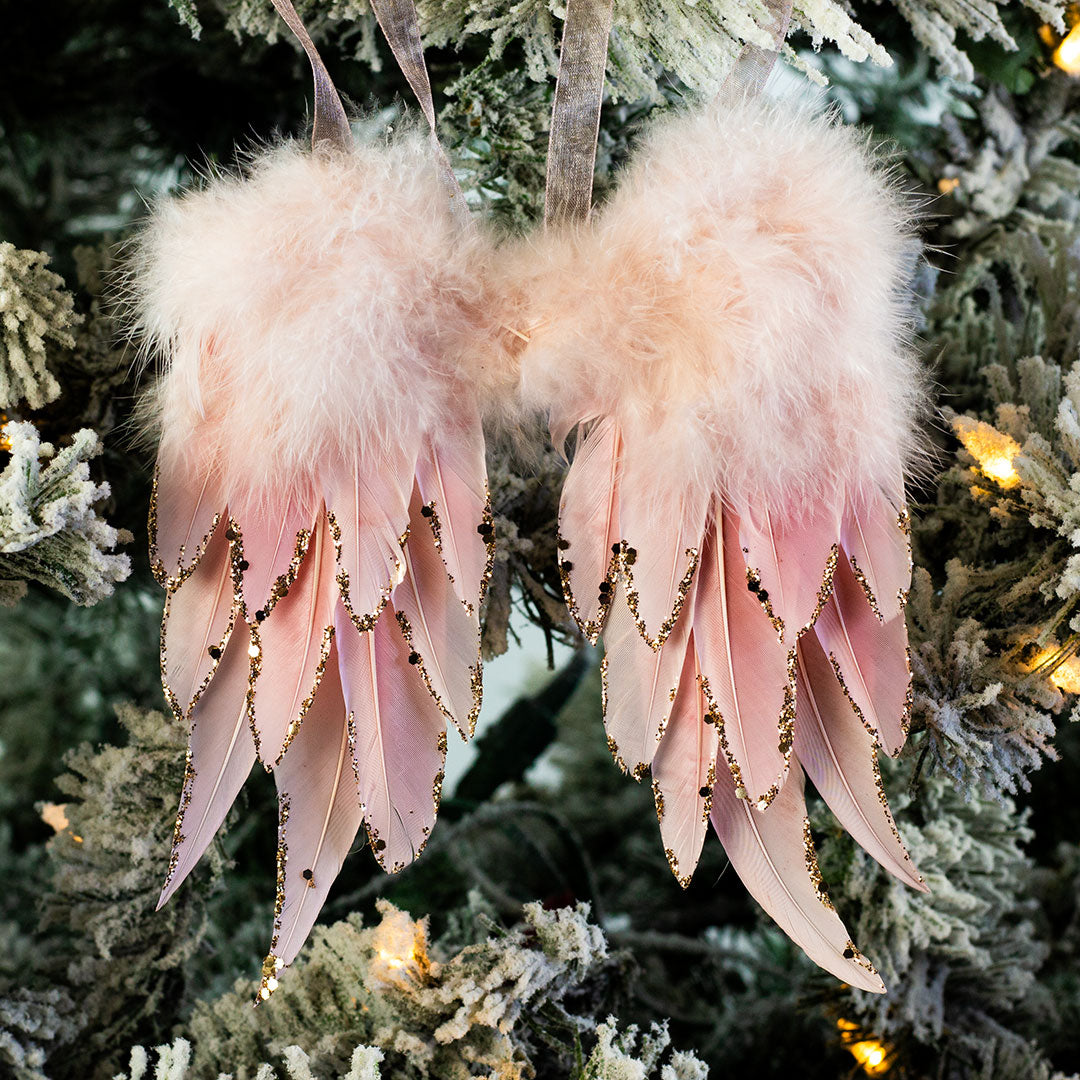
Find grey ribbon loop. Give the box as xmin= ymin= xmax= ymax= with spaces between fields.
xmin=544 ymin=0 xmax=614 ymax=228
xmin=269 ymin=0 xmax=353 ymax=152
xmin=368 ymin=0 xmax=469 ymax=220
xmin=721 ymin=0 xmax=793 ymax=99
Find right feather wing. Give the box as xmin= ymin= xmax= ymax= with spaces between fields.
xmin=248 ymin=509 xmax=337 ymax=766
xmin=602 ymin=578 xmax=693 ymax=779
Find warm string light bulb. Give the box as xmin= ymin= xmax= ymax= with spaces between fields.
xmin=1055 ymin=21 xmax=1080 ymax=74
xmin=953 ymin=417 xmax=1022 ymax=488
xmin=370 ymin=911 xmax=431 ymax=986
xmin=378 ymin=947 xmax=412 ymax=970
xmin=1026 ymin=645 xmax=1080 ymax=694
xmin=838 ymin=1020 xmax=891 ymax=1075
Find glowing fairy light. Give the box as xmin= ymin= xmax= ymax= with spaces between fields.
xmin=838 ymin=1020 xmax=891 ymax=1075
xmin=937 ymin=177 xmax=960 ymax=195
xmin=370 ymin=912 xmax=430 ymax=985
xmin=980 ymin=455 xmax=1018 ymax=484
xmin=1027 ymin=645 xmax=1080 ymax=694
xmin=378 ymin=948 xmax=410 ymax=970
xmin=40 ymin=802 xmax=70 ymax=833
xmin=1055 ymin=22 xmax=1080 ymax=73
xmin=952 ymin=417 xmax=1021 ymax=488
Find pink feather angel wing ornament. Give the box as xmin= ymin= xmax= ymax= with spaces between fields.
xmin=509 ymin=95 xmax=929 ymax=991
xmin=133 ymin=46 xmax=497 ymax=995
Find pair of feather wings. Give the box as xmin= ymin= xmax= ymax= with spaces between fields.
xmin=154 ymin=404 xmax=918 ymax=993
xmin=560 ymin=416 xmax=924 ymax=993
xmin=152 ymin=407 xmax=492 ymax=976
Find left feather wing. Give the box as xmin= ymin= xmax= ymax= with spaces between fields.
xmin=231 ymin=495 xmax=317 ymax=619
xmin=149 ymin=460 xmax=224 ymax=587
xmin=710 ymin=762 xmax=885 ymax=993
xmin=323 ymin=453 xmax=415 ymax=632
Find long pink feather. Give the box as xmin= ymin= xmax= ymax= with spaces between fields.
xmin=414 ymin=410 xmax=491 ymax=612
xmin=265 ymin=647 xmax=364 ymax=970
xmin=557 ymin=417 xmax=621 ymax=642
xmin=812 ymin=556 xmax=910 ymax=758
xmin=157 ymin=628 xmax=256 ymax=908
xmin=602 ymin=578 xmax=694 ymax=778
xmin=738 ymin=504 xmax=839 ymax=644
xmin=162 ymin=522 xmax=238 ymax=720
xmin=395 ymin=488 xmax=483 ymax=739
xmin=323 ymin=452 xmax=415 ymax=631
xmin=335 ymin=601 xmax=447 ymax=874
xmin=248 ymin=509 xmax=337 ymax=766
xmin=617 ymin=457 xmax=707 ymax=647
xmin=795 ymin=634 xmax=925 ymax=890
xmin=651 ymin=633 xmax=718 ymax=886
xmin=233 ymin=494 xmax=318 ymax=618
xmin=150 ymin=461 xmax=224 ymax=587
xmin=840 ymin=486 xmax=911 ymax=623
xmin=710 ymin=762 xmax=885 ymax=993
xmin=693 ymin=506 xmax=791 ymax=805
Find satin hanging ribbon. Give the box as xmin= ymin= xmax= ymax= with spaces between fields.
xmin=722 ymin=0 xmax=793 ymax=97
xmin=269 ymin=0 xmax=352 ymax=151
xmin=544 ymin=0 xmax=614 ymax=227
xmin=543 ymin=0 xmax=792 ymax=228
xmin=368 ymin=0 xmax=468 ymax=219
xmin=270 ymin=0 xmax=466 ymax=217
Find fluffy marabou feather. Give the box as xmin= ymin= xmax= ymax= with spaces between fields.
xmin=131 ymin=134 xmax=496 ymax=511
xmin=512 ymin=95 xmax=925 ymax=518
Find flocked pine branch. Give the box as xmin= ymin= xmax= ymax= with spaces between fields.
xmin=1 ymin=705 xmax=225 ymax=1079
xmin=164 ymin=0 xmax=1069 ymax=104
xmin=176 ymin=897 xmax=706 ymax=1079
xmin=0 ymin=421 xmax=130 ymax=606
xmin=906 ymin=562 xmax=1060 ymax=800
xmin=817 ymin=755 xmax=1052 ymax=1079
xmin=0 ymin=243 xmax=79 ymax=412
